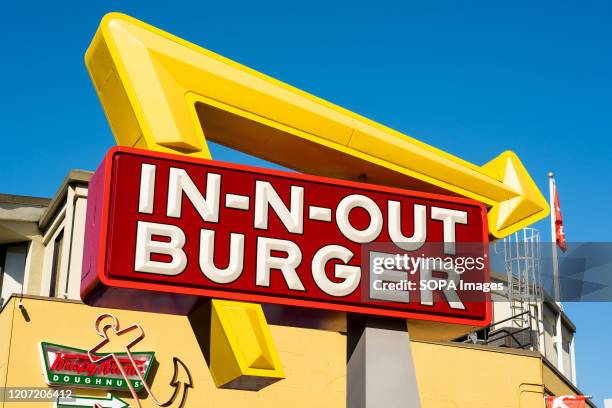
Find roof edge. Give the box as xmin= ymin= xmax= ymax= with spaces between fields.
xmin=38 ymin=170 xmax=93 ymax=230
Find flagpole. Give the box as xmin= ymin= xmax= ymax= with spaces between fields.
xmin=548 ymin=172 xmax=561 ymax=305
xmin=548 ymin=172 xmax=564 ymax=375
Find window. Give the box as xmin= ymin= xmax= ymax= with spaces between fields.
xmin=48 ymin=230 xmax=64 ymax=297
xmin=543 ymin=304 xmax=558 ymax=364
xmin=562 ymin=325 xmax=574 ymax=382
xmin=0 ymin=243 xmax=29 ymax=306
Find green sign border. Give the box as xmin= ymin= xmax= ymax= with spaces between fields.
xmin=40 ymin=341 xmax=155 ymax=392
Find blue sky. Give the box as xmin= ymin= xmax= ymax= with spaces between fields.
xmin=2 ymin=0 xmax=610 ymax=404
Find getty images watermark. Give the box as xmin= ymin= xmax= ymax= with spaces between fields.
xmin=370 ymin=252 xmax=497 ymax=290
xmin=362 ymin=242 xmax=612 ymax=304
xmin=362 ymin=242 xmax=499 ymax=306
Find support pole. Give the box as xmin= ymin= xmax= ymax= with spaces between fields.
xmin=548 ymin=172 xmax=565 ymax=375
xmin=548 ymin=172 xmax=562 ymax=306
xmin=347 ymin=316 xmax=421 ymax=408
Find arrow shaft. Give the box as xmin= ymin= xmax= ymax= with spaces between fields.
xmin=57 ymin=397 xmax=112 ymax=407
xmin=189 ymin=83 xmax=516 ymax=204
xmin=346 ymin=123 xmax=516 ymax=202
xmin=184 ymin=65 xmax=516 ymax=202
xmin=92 ymin=16 xmax=517 ymax=205
xmin=211 ymin=111 xmax=514 ymax=205
xmin=160 ymin=59 xmax=519 ymax=203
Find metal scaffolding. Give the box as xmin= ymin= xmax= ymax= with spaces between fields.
xmin=502 ymin=227 xmax=543 ymax=350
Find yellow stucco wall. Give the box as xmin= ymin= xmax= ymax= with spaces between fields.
xmin=412 ymin=341 xmax=544 ymax=407
xmin=0 ymin=299 xmax=16 ymax=392
xmin=0 ymin=296 xmax=582 ymax=408
xmin=542 ymin=363 xmax=581 ymax=398
xmin=1 ymin=297 xmax=345 ymax=408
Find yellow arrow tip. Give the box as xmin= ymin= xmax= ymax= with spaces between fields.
xmin=100 ymin=12 xmax=132 ymax=25
xmin=484 ymin=151 xmax=550 ymax=238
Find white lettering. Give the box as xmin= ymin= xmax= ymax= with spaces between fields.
xmin=431 ymin=207 xmax=468 ymax=255
xmin=388 ymin=202 xmax=426 ymax=251
xmin=134 ymin=221 xmax=187 ymax=276
xmin=254 ymin=181 xmax=304 ymax=234
xmin=138 ymin=163 xmax=156 ymax=214
xmin=167 ymin=168 xmax=221 ymax=222
xmin=311 ymin=245 xmax=361 ymax=297
xmin=368 ymin=251 xmax=410 ymax=303
xmin=255 ymin=237 xmax=305 ymax=291
xmin=420 ymin=262 xmax=465 ymax=310
xmin=336 ymin=194 xmax=382 ymax=243
xmin=199 ymin=229 xmax=244 ymax=283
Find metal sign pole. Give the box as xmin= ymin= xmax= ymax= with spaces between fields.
xmin=347 ymin=316 xmax=421 ymax=408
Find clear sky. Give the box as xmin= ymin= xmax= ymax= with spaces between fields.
xmin=2 ymin=0 xmax=610 ymax=404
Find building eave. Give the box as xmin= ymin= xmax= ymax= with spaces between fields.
xmin=38 ymin=170 xmax=92 ymax=231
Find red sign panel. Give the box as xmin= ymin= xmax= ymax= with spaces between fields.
xmin=82 ymin=147 xmax=491 ymax=326
xmin=545 ymin=396 xmax=587 ymax=408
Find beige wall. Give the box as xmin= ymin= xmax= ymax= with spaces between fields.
xmin=1 ymin=296 xmax=587 ymax=408
xmin=412 ymin=341 xmax=543 ymax=407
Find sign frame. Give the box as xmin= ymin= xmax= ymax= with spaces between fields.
xmin=82 ymin=146 xmax=492 ymax=327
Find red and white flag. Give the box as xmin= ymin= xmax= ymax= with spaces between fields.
xmin=546 ymin=395 xmax=587 ymax=408
xmin=553 ymin=183 xmax=567 ymax=252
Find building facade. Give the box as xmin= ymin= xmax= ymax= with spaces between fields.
xmin=0 ymin=170 xmax=591 ymax=407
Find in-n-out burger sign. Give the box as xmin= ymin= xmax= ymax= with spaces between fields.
xmin=82 ymin=147 xmax=490 ymax=325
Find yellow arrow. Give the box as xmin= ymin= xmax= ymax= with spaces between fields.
xmin=86 ymin=13 xmax=287 ymax=390
xmin=85 ymin=12 xmax=548 ymax=238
